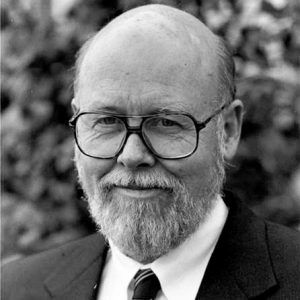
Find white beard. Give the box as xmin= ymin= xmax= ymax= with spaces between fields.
xmin=76 ymin=147 xmax=225 ymax=263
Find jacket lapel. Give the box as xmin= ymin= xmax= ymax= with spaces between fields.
xmin=197 ymin=192 xmax=278 ymax=299
xmin=43 ymin=234 xmax=108 ymax=300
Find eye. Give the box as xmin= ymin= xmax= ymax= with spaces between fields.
xmin=90 ymin=116 xmax=123 ymax=130
xmin=160 ymin=118 xmax=178 ymax=127
xmin=97 ymin=116 xmax=119 ymax=125
xmin=147 ymin=116 xmax=184 ymax=130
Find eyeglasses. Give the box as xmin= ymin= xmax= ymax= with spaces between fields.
xmin=69 ymin=103 xmax=228 ymax=160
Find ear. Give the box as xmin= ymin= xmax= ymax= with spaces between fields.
xmin=71 ymin=98 xmax=79 ymax=114
xmin=221 ymin=99 xmax=244 ymax=160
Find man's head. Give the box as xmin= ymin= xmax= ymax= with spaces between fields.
xmin=72 ymin=4 xmax=243 ymax=263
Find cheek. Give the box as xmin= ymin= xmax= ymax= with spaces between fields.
xmin=75 ymin=149 xmax=115 ymax=191
xmin=160 ymin=139 xmax=218 ymax=194
xmin=162 ymin=155 xmax=212 ymax=181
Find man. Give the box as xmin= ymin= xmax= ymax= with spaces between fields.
xmin=2 ymin=4 xmax=300 ymax=300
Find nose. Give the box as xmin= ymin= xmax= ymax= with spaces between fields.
xmin=117 ymin=133 xmax=155 ymax=169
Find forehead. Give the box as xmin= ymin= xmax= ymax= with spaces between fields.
xmin=76 ymin=10 xmax=220 ymax=116
xmin=77 ymin=79 xmax=206 ymax=115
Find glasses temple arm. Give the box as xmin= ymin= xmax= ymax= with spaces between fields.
xmin=195 ymin=103 xmax=229 ymax=130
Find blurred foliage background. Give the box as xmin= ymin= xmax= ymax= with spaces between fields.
xmin=1 ymin=0 xmax=300 ymax=263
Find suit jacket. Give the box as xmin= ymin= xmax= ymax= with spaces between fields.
xmin=2 ymin=192 xmax=300 ymax=300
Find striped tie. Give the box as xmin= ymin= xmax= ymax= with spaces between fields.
xmin=132 ymin=268 xmax=161 ymax=300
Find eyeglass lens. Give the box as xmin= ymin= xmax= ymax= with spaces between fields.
xmin=75 ymin=114 xmax=198 ymax=158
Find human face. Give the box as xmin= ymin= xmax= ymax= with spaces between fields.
xmin=74 ymin=15 xmax=225 ymax=263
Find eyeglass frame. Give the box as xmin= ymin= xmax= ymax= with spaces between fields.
xmin=69 ymin=102 xmax=230 ymax=160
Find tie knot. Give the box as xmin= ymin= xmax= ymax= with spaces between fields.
xmin=132 ymin=269 xmax=161 ymax=300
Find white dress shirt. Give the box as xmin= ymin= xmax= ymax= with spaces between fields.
xmin=97 ymin=196 xmax=228 ymax=300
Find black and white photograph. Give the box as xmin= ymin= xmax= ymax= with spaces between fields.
xmin=1 ymin=0 xmax=300 ymax=299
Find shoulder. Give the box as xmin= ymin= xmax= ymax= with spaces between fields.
xmin=265 ymin=221 xmax=300 ymax=276
xmin=266 ymin=220 xmax=300 ymax=250
xmin=222 ymin=192 xmax=300 ymax=297
xmin=2 ymin=234 xmax=103 ymax=276
xmin=1 ymin=233 xmax=105 ymax=299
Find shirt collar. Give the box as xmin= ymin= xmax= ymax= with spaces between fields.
xmin=109 ymin=195 xmax=228 ymax=300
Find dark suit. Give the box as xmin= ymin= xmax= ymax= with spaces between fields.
xmin=2 ymin=193 xmax=300 ymax=299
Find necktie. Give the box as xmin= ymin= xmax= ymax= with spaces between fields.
xmin=132 ymin=268 xmax=161 ymax=300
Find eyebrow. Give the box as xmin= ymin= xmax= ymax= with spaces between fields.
xmin=86 ymin=104 xmax=193 ymax=115
xmin=152 ymin=107 xmax=188 ymax=114
xmin=92 ymin=105 xmax=125 ymax=113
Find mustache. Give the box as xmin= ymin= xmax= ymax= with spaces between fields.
xmin=97 ymin=168 xmax=182 ymax=192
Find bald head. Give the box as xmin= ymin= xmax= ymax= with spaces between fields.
xmin=74 ymin=4 xmax=235 ymax=111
